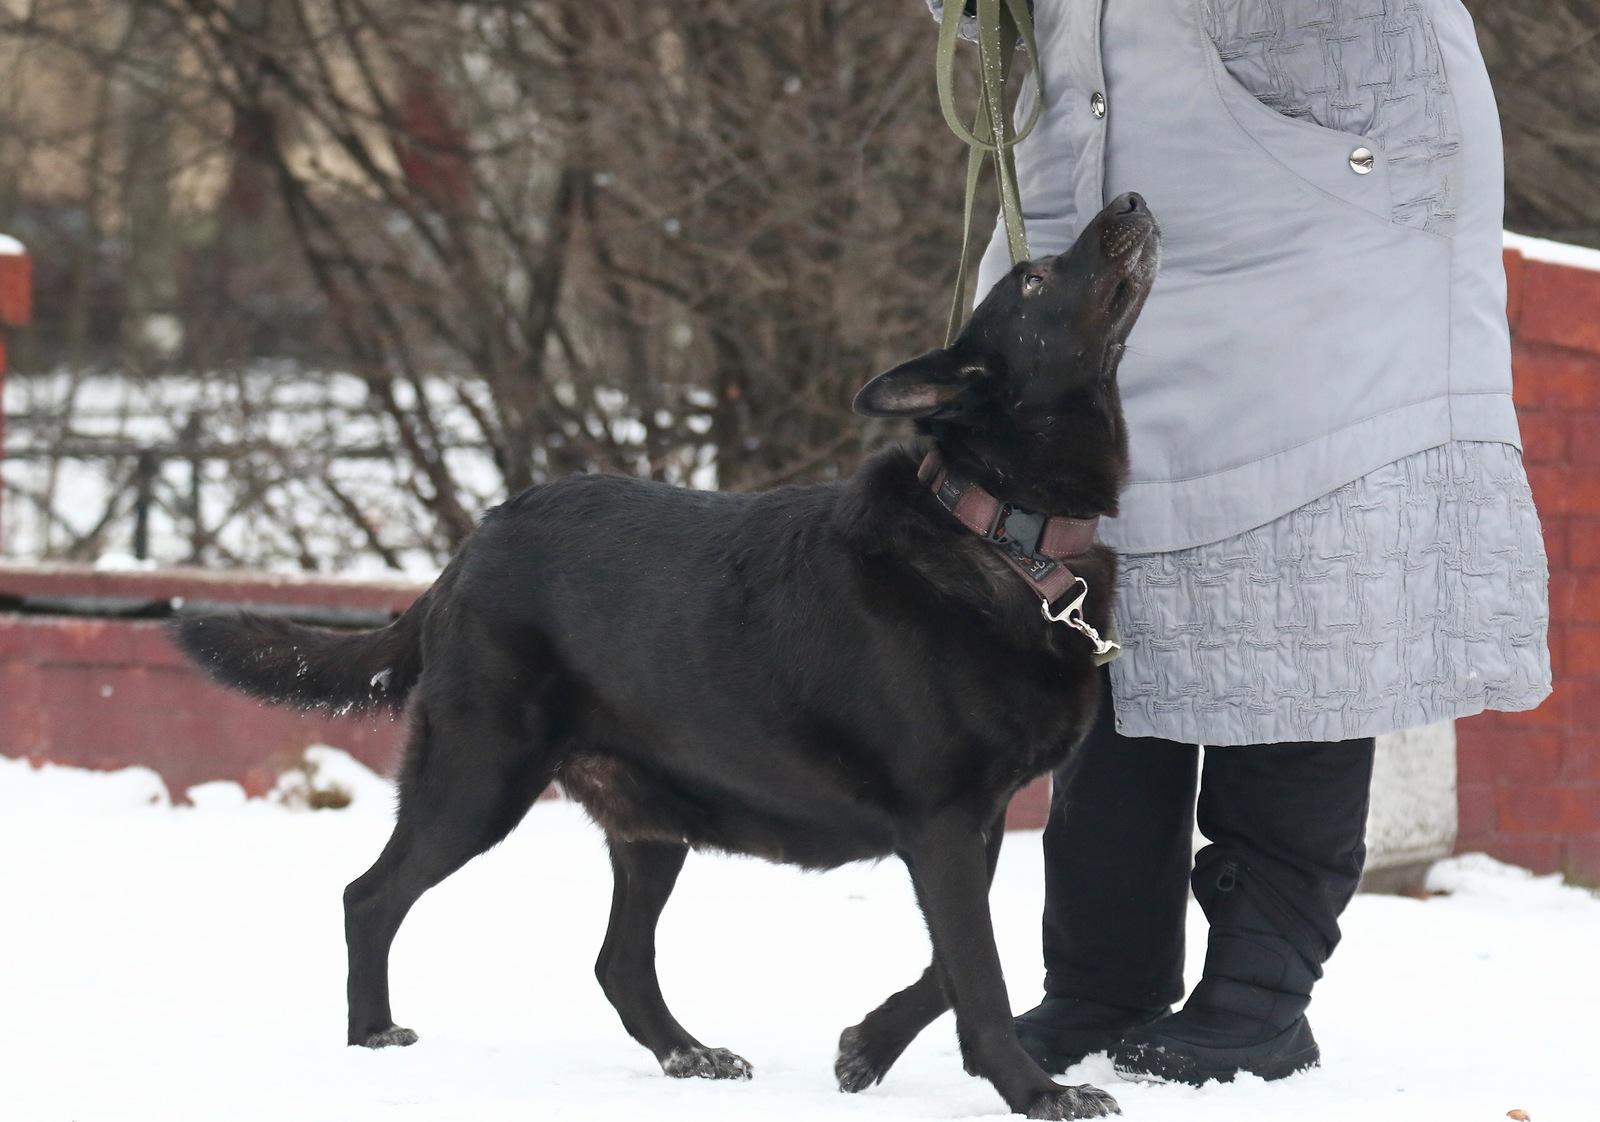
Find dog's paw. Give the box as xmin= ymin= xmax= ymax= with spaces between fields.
xmin=1024 ymin=1083 xmax=1120 ymax=1119
xmin=661 ymin=1046 xmax=753 ymax=1081
xmin=356 ymin=1025 xmax=419 ymax=1049
xmin=835 ymin=1024 xmax=892 ymax=1093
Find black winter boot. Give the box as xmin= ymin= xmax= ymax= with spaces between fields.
xmin=1110 ymin=866 xmax=1322 ymax=1084
xmin=1014 ymin=996 xmax=1170 ymax=1073
xmin=1112 ymin=737 xmax=1375 ymax=1086
xmin=1112 ymin=1006 xmax=1320 ymax=1086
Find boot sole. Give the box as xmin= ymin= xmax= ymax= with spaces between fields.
xmin=1110 ymin=1018 xmax=1321 ymax=1087
xmin=1113 ymin=1043 xmax=1320 ymax=1086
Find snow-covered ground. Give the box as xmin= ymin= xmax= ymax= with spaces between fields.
xmin=0 ymin=752 xmax=1593 ymax=1122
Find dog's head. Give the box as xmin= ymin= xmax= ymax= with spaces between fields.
xmin=854 ymin=192 xmax=1159 ymax=518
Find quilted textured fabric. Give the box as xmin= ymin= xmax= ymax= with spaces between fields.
xmin=1202 ymin=0 xmax=1462 ymax=234
xmin=1111 ymin=441 xmax=1553 ymax=745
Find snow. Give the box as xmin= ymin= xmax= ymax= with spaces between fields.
xmin=1503 ymin=229 xmax=1600 ymax=274
xmin=1 ymin=753 xmax=1594 ymax=1122
xmin=2 ymin=366 xmax=720 ymax=572
xmin=0 ymin=233 xmax=23 ymax=255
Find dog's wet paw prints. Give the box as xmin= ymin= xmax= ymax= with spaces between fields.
xmin=1026 ymin=1083 xmax=1120 ymax=1119
xmin=359 ymin=1025 xmax=419 ymax=1049
xmin=661 ymin=1046 xmax=753 ymax=1080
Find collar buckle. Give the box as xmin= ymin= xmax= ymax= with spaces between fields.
xmin=992 ymin=505 xmax=1045 ymax=559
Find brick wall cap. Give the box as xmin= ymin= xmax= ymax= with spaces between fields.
xmin=0 ymin=562 xmax=429 ymax=614
xmin=1505 ymin=230 xmax=1600 ymax=274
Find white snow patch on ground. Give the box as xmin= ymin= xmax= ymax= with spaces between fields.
xmin=0 ymin=755 xmax=169 ymax=812
xmin=0 ymin=752 xmax=1594 ymax=1122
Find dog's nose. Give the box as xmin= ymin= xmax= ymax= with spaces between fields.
xmin=1114 ymin=192 xmax=1145 ymax=215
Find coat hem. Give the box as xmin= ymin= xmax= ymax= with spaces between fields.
xmin=1099 ymin=392 xmax=1522 ymax=553
xmin=1111 ymin=685 xmax=1554 ymax=747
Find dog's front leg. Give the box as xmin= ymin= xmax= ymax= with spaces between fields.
xmin=900 ymin=817 xmax=1119 ymax=1119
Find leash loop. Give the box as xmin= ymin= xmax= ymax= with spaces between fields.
xmin=937 ymin=0 xmax=1042 ymax=345
xmin=1042 ymin=578 xmax=1121 ymax=658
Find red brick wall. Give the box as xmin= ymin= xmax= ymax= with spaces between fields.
xmin=0 ymin=566 xmax=421 ymax=798
xmin=1454 ymin=246 xmax=1600 ymax=884
xmin=0 ymin=250 xmax=28 ymax=327
xmin=0 ymin=563 xmax=1059 ymax=825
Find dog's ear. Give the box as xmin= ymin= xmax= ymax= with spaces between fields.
xmin=853 ymin=350 xmax=998 ymax=418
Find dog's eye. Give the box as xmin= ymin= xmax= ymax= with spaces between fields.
xmin=1023 ymin=273 xmax=1045 ymax=293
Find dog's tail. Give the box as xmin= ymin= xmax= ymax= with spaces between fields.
xmin=169 ymin=589 xmax=431 ymax=713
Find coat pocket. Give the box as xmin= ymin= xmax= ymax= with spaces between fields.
xmin=1194 ymin=3 xmax=1393 ymax=222
xmin=1196 ymin=0 xmax=1462 ymax=234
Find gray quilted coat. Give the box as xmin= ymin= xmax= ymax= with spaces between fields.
xmin=932 ymin=0 xmax=1552 ymax=743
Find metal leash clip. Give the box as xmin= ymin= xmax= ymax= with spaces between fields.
xmin=1041 ymin=577 xmax=1120 ymax=657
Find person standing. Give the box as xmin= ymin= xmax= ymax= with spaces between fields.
xmin=931 ymin=0 xmax=1553 ymax=1085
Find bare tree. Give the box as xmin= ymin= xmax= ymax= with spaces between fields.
xmin=1465 ymin=1 xmax=1600 ymax=247
xmin=572 ymin=2 xmax=968 ymax=490
xmin=2 ymin=0 xmax=977 ymax=568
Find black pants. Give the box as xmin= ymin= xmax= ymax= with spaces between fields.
xmin=1040 ymin=669 xmax=1376 ymax=1009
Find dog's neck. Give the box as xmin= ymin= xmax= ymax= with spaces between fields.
xmin=915 ymin=448 xmax=1119 ymax=658
xmin=917 ymin=450 xmax=1098 ymax=565
xmin=916 ymin=389 xmax=1127 ymax=522
xmin=917 ymin=447 xmax=1094 ymax=610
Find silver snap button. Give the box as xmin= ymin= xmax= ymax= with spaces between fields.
xmin=1349 ymin=147 xmax=1374 ymax=174
xmin=1091 ymin=92 xmax=1106 ymax=119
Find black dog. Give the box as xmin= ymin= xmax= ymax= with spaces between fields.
xmin=174 ymin=193 xmax=1158 ymax=1120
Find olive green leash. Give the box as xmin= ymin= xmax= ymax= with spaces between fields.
xmin=936 ymin=0 xmax=1043 ymax=346
xmin=933 ymin=6 xmax=1122 ymax=664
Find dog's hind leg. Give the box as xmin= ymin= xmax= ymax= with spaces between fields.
xmin=897 ymin=814 xmax=1119 ymax=1119
xmin=835 ymin=964 xmax=947 ymax=1093
xmin=596 ymin=836 xmax=753 ymax=1081
xmin=343 ymin=704 xmax=556 ymax=1049
xmin=835 ymin=811 xmax=1005 ymax=1093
